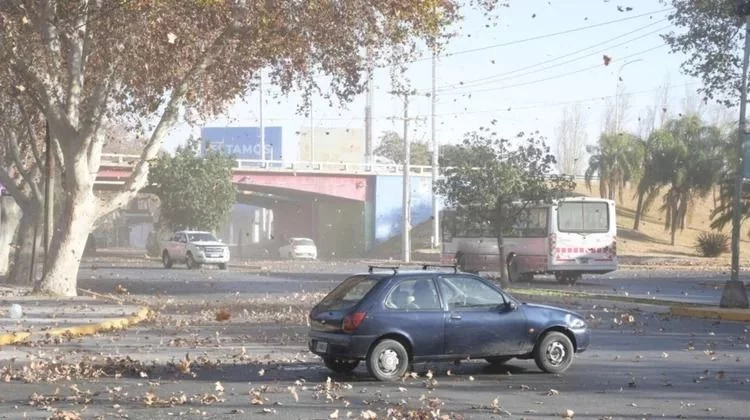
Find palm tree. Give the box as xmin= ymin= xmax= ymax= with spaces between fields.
xmin=584 ymin=133 xmax=644 ymax=202
xmin=632 ymin=130 xmax=683 ymax=231
xmin=659 ymin=115 xmax=726 ymax=245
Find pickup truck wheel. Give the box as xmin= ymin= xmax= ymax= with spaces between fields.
xmin=162 ymin=251 xmax=173 ymax=269
xmin=186 ymin=253 xmax=200 ymax=270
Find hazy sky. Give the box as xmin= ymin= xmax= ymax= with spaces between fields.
xmin=161 ymin=1 xmax=730 ymax=168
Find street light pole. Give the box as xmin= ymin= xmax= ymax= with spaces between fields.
xmin=721 ymin=9 xmax=750 ymax=308
xmin=614 ymin=59 xmax=643 ymax=134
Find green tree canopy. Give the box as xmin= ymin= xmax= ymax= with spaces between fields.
xmin=149 ymin=139 xmax=237 ymax=232
xmin=435 ymin=128 xmax=575 ymax=287
xmin=662 ymin=0 xmax=746 ymax=106
xmin=374 ymin=131 xmax=431 ymax=165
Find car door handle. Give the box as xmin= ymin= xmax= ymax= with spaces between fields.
xmin=450 ymin=314 xmax=462 ymax=320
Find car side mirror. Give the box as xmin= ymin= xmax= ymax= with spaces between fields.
xmin=506 ymin=301 xmax=518 ymax=311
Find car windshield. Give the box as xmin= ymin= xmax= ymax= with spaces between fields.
xmin=188 ymin=232 xmax=218 ymax=242
xmin=317 ymin=275 xmax=378 ymax=311
xmin=294 ymin=239 xmax=315 ymax=246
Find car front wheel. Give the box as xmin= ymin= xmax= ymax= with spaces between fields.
xmin=323 ymin=358 xmax=360 ymax=374
xmin=534 ymin=331 xmax=575 ymax=374
xmin=367 ymin=339 xmax=410 ymax=382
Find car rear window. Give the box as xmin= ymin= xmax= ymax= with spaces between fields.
xmin=318 ymin=275 xmax=379 ymax=311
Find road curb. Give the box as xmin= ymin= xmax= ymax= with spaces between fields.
xmin=670 ymin=306 xmax=750 ymax=322
xmin=0 ymin=306 xmax=154 ymax=347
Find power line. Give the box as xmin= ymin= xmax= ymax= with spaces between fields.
xmin=439 ymin=19 xmax=670 ymax=91
xmin=433 ymin=81 xmax=701 ymax=118
xmin=439 ymin=44 xmax=668 ymax=97
xmin=253 ymin=81 xmax=700 ymax=123
xmin=412 ymin=7 xmax=673 ymax=63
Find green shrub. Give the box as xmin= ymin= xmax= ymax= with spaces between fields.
xmin=695 ymin=232 xmax=729 ymax=257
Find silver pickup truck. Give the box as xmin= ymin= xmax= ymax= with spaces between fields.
xmin=161 ymin=230 xmax=230 ymax=270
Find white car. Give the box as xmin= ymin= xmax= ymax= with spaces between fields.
xmin=161 ymin=230 xmax=230 ymax=270
xmin=279 ymin=237 xmax=318 ymax=260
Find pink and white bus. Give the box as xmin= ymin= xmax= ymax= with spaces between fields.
xmin=440 ymin=197 xmax=617 ymax=285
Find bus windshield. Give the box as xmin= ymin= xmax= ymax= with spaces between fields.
xmin=556 ymin=201 xmax=609 ymax=233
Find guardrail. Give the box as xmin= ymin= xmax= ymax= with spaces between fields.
xmin=98 ymin=153 xmax=594 ymax=180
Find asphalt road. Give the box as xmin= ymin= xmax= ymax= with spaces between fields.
xmin=1 ymin=295 xmax=749 ymax=419
xmin=76 ymin=259 xmax=748 ymax=305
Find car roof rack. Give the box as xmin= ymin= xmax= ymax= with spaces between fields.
xmin=368 ymin=265 xmax=400 ymax=273
xmin=422 ymin=264 xmax=459 ymax=273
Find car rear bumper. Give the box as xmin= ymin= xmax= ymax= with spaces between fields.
xmin=308 ymin=331 xmax=377 ymax=360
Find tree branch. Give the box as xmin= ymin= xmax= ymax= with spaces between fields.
xmin=38 ymin=0 xmax=65 ymax=102
xmin=97 ymin=26 xmax=237 ymax=219
xmin=66 ymin=0 xmax=90 ymax=128
xmin=0 ymin=166 xmax=30 ymax=208
xmin=15 ymin=96 xmax=45 ymax=172
xmin=6 ymin=128 xmax=43 ymax=203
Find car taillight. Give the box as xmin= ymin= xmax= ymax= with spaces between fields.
xmin=611 ymin=237 xmax=617 ymax=256
xmin=342 ymin=311 xmax=366 ymax=332
xmin=549 ymin=233 xmax=557 ymax=256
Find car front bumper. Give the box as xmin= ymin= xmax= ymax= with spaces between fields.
xmin=572 ymin=327 xmax=590 ymax=353
xmin=194 ymin=250 xmax=230 ymax=264
xmin=308 ymin=331 xmax=377 ymax=360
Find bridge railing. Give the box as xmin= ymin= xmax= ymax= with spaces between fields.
xmin=234 ymin=159 xmax=434 ymax=175
xmin=99 ymin=153 xmax=434 ymax=175
xmin=99 ymin=153 xmax=593 ymax=180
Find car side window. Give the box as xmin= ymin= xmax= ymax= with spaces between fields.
xmin=437 ymin=276 xmax=506 ymax=310
xmin=384 ymin=278 xmax=441 ymax=311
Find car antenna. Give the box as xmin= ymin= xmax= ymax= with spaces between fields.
xmin=422 ymin=264 xmax=459 ymax=273
xmin=368 ymin=265 xmax=399 ymax=273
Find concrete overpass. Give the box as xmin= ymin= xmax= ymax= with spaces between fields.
xmin=95 ymin=154 xmax=436 ymax=258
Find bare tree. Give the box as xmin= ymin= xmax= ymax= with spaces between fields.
xmin=602 ymin=84 xmax=632 ymax=136
xmin=555 ymin=103 xmax=587 ymax=176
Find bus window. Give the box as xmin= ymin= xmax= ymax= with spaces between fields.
xmin=505 ymin=207 xmax=549 ymax=237
xmin=557 ymin=201 xmax=609 ymax=233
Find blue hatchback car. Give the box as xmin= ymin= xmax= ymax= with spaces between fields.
xmin=308 ymin=265 xmax=590 ymax=381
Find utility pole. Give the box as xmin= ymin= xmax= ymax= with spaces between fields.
xmin=365 ymin=47 xmax=374 ymax=168
xmin=42 ymin=121 xmax=54 ymax=275
xmin=430 ymin=42 xmax=440 ymax=250
xmin=722 ymin=3 xmax=750 ymax=308
xmin=402 ymin=92 xmax=412 ymax=263
xmin=310 ymin=102 xmax=315 ymax=161
xmin=390 ymin=88 xmax=424 ymax=263
xmin=259 ymin=73 xmax=265 ymax=164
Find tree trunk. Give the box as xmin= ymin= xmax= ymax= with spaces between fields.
xmin=34 ymin=188 xmax=97 ymax=297
xmin=495 ymin=233 xmax=510 ymax=289
xmin=0 ymin=197 xmax=22 ymax=277
xmin=8 ymin=204 xmax=43 ymax=285
xmin=633 ymin=187 xmax=646 ymax=231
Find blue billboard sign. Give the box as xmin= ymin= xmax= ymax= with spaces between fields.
xmin=200 ymin=126 xmax=283 ymax=160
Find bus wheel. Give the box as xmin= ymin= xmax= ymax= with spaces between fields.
xmin=555 ymin=273 xmax=580 ymax=285
xmin=507 ymin=258 xmax=520 ymax=283
xmin=455 ymin=252 xmax=467 ymax=271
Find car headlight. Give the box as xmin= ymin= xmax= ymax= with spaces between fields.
xmin=569 ymin=318 xmax=586 ymax=328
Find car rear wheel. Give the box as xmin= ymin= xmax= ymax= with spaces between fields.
xmin=323 ymin=358 xmax=360 ymax=374
xmin=162 ymin=251 xmax=173 ymax=269
xmin=485 ymin=356 xmax=513 ymax=366
xmin=367 ymin=339 xmax=410 ymax=382
xmin=534 ymin=331 xmax=574 ymax=374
